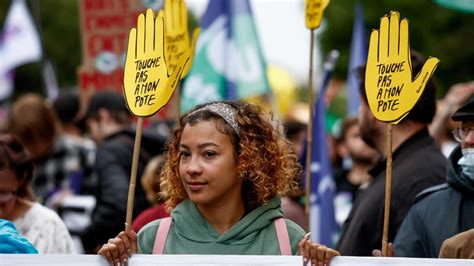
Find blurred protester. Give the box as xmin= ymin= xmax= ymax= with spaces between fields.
xmin=52 ymin=91 xmax=96 ymax=193
xmin=333 ymin=117 xmax=380 ymax=226
xmin=51 ymin=91 xmax=98 ymax=251
xmin=282 ymin=120 xmax=308 ymax=230
xmin=52 ymin=91 xmax=86 ymax=137
xmin=393 ymin=93 xmax=474 ymax=257
xmin=284 ymin=120 xmax=307 ymax=159
xmin=336 ymin=52 xmax=446 ymax=256
xmin=7 ymin=93 xmax=94 ymax=205
xmin=326 ymin=113 xmax=369 ymax=203
xmin=0 ymin=219 xmax=38 ymax=254
xmin=80 ymin=91 xmax=165 ymax=253
xmin=335 ymin=117 xmax=380 ymax=192
xmin=429 ymin=82 xmax=474 ymax=157
xmin=132 ymin=155 xmax=169 ymax=233
xmin=0 ymin=133 xmax=76 ymax=253
xmin=439 ymin=229 xmax=474 ymax=259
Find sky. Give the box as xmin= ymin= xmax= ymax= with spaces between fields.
xmin=186 ymin=0 xmax=325 ymax=84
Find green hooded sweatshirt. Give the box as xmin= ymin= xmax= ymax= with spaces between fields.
xmin=138 ymin=197 xmax=305 ymax=255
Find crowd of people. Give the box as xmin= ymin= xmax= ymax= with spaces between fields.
xmin=1 ymin=53 xmax=473 ymax=264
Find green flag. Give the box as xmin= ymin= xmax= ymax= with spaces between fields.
xmin=181 ymin=0 xmax=270 ymax=113
xmin=435 ymin=0 xmax=474 ymax=13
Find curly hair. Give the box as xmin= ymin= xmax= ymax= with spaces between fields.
xmin=160 ymin=101 xmax=302 ymax=212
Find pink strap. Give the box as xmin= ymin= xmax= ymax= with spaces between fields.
xmin=274 ymin=217 xmax=292 ymax=255
xmin=152 ymin=217 xmax=172 ymax=254
xmin=153 ymin=217 xmax=291 ymax=255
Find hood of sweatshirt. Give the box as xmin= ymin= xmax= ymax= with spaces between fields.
xmin=171 ymin=197 xmax=284 ymax=245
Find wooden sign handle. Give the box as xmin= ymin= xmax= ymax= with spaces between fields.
xmin=125 ymin=117 xmax=144 ymax=233
xmin=305 ymin=29 xmax=315 ymax=228
xmin=382 ymin=123 xmax=393 ymax=256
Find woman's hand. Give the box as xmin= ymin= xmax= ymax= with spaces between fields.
xmin=372 ymin=242 xmax=395 ymax=257
xmin=298 ymin=233 xmax=340 ymax=266
xmin=98 ymin=230 xmax=138 ymax=266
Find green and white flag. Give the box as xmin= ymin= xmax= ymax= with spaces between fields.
xmin=181 ymin=0 xmax=270 ymax=113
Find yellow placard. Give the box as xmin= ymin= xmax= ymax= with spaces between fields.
xmin=123 ymin=9 xmax=190 ymax=117
xmin=164 ymin=0 xmax=200 ymax=78
xmin=365 ymin=11 xmax=440 ymax=124
xmin=305 ymin=0 xmax=330 ymax=29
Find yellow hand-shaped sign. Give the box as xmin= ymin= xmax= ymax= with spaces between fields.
xmin=123 ymin=9 xmax=190 ymax=117
xmin=164 ymin=0 xmax=200 ymax=78
xmin=365 ymin=11 xmax=440 ymax=124
xmin=305 ymin=0 xmax=330 ymax=29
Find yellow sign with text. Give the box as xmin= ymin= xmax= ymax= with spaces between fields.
xmin=305 ymin=0 xmax=330 ymax=29
xmin=365 ymin=11 xmax=440 ymax=124
xmin=123 ymin=9 xmax=190 ymax=117
xmin=164 ymin=0 xmax=200 ymax=78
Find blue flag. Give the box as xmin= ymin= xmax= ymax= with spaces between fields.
xmin=181 ymin=0 xmax=270 ymax=113
xmin=346 ymin=2 xmax=367 ymax=116
xmin=303 ymin=51 xmax=339 ymax=247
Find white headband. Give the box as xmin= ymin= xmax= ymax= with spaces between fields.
xmin=188 ymin=102 xmax=240 ymax=137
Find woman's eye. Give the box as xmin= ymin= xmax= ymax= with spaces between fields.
xmin=203 ymin=151 xmax=217 ymax=158
xmin=180 ymin=151 xmax=190 ymax=158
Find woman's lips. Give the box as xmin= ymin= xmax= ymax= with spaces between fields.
xmin=186 ymin=181 xmax=207 ymax=191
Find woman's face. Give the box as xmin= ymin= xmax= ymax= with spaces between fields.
xmin=0 ymin=169 xmax=19 ymax=219
xmin=178 ymin=120 xmax=242 ymax=209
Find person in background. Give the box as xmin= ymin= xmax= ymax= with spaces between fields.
xmin=80 ymin=90 xmax=165 ymax=253
xmin=7 ymin=93 xmax=93 ymax=206
xmin=98 ymin=101 xmax=340 ymax=265
xmin=281 ymin=120 xmax=308 ymax=231
xmin=52 ymin=91 xmax=96 ymax=195
xmin=393 ymin=93 xmax=474 ymax=257
xmin=333 ymin=117 xmax=380 ymax=227
xmin=132 ymin=155 xmax=170 ymax=233
xmin=52 ymin=91 xmax=87 ymax=138
xmin=283 ymin=120 xmax=307 ymax=159
xmin=0 ymin=133 xmax=76 ymax=253
xmin=50 ymin=91 xmax=99 ymax=252
xmin=429 ymin=82 xmax=474 ymax=158
xmin=335 ymin=117 xmax=380 ymax=193
xmin=336 ymin=51 xmax=446 ymax=256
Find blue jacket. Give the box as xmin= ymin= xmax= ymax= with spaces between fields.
xmin=393 ymin=146 xmax=474 ymax=257
xmin=0 ymin=219 xmax=37 ymax=254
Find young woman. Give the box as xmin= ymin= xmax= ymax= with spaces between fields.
xmin=99 ymin=101 xmax=340 ymax=265
xmin=0 ymin=133 xmax=76 ymax=253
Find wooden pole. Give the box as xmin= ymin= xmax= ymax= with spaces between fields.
xmin=176 ymin=84 xmax=181 ymax=118
xmin=125 ymin=117 xmax=144 ymax=233
xmin=305 ymin=29 xmax=315 ymax=228
xmin=382 ymin=123 xmax=393 ymax=256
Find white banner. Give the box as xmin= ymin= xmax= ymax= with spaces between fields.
xmin=332 ymin=256 xmax=474 ymax=265
xmin=1 ymin=255 xmax=473 ymax=266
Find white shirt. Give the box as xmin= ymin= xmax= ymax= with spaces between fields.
xmin=14 ymin=202 xmax=77 ymax=254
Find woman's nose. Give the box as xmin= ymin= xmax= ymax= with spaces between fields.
xmin=186 ymin=156 xmax=202 ymax=175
